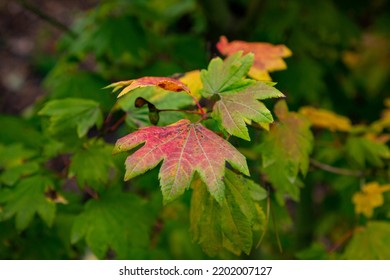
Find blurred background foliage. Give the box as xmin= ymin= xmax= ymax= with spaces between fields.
xmin=0 ymin=0 xmax=389 ymax=259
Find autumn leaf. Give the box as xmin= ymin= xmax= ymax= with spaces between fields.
xmin=259 ymin=100 xmax=313 ymax=202
xmin=105 ymin=76 xmax=191 ymax=98
xmin=113 ymin=119 xmax=249 ymax=204
xmin=352 ymin=182 xmax=390 ymax=218
xmin=216 ymin=36 xmax=292 ymax=81
xmin=299 ymin=106 xmax=352 ymax=132
xmin=178 ymin=70 xmax=202 ymax=99
xmin=201 ymin=52 xmax=284 ymax=140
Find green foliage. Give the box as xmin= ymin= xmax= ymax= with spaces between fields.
xmin=0 ymin=175 xmax=56 ymax=231
xmin=259 ymin=100 xmax=313 ymax=202
xmin=71 ymin=189 xmax=156 ymax=259
xmin=68 ymin=142 xmax=116 ymax=191
xmin=190 ymin=170 xmax=266 ymax=256
xmin=1 ymin=0 xmax=390 ymax=261
xmin=343 ymin=222 xmax=390 ymax=259
xmin=39 ymin=98 xmax=103 ymax=138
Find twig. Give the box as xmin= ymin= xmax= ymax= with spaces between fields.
xmin=17 ymin=0 xmax=77 ymax=38
xmin=327 ymin=227 xmax=361 ymax=253
xmin=310 ymin=158 xmax=364 ymax=177
xmin=158 ymin=109 xmax=204 ymax=115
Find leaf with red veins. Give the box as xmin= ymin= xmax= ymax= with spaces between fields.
xmin=106 ymin=77 xmax=191 ymax=98
xmin=217 ymin=36 xmax=292 ymax=80
xmin=113 ymin=119 xmax=249 ymax=204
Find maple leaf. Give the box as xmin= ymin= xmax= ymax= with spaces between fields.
xmin=299 ymin=106 xmax=352 ymax=132
xmin=201 ymin=52 xmax=284 ymax=140
xmin=200 ymin=52 xmax=255 ymax=97
xmin=113 ymin=119 xmax=249 ymax=204
xmin=212 ymin=82 xmax=285 ymax=140
xmin=346 ymin=136 xmax=390 ymax=168
xmin=217 ymin=36 xmax=292 ymax=81
xmin=259 ymin=100 xmax=313 ymax=202
xmin=352 ymin=182 xmax=390 ymax=218
xmin=0 ymin=175 xmax=56 ymax=231
xmin=190 ymin=170 xmax=267 ymax=256
xmin=178 ymin=70 xmax=202 ymax=99
xmin=106 ymin=76 xmax=191 ymax=98
xmin=38 ymin=98 xmax=103 ymax=138
xmin=71 ymin=189 xmax=155 ymax=259
xmin=344 ymin=222 xmax=390 ymax=259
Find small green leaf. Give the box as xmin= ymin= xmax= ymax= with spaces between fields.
xmin=190 ymin=170 xmax=266 ymax=256
xmin=0 ymin=175 xmax=56 ymax=231
xmin=259 ymin=100 xmax=313 ymax=202
xmin=344 ymin=221 xmax=390 ymax=259
xmin=39 ymin=98 xmax=103 ymax=138
xmin=346 ymin=136 xmax=390 ymax=168
xmin=0 ymin=115 xmax=44 ymax=148
xmin=71 ymin=189 xmax=155 ymax=259
xmin=0 ymin=144 xmax=40 ymax=186
xmin=68 ymin=142 xmax=116 ymax=191
xmin=200 ymin=52 xmax=254 ymax=97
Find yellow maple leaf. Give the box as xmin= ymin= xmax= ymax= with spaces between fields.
xmin=299 ymin=106 xmax=352 ymax=132
xmin=178 ymin=70 xmax=202 ymax=99
xmin=370 ymin=98 xmax=390 ymax=133
xmin=352 ymin=182 xmax=390 ymax=217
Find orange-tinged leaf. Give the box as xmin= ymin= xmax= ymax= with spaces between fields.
xmin=106 ymin=76 xmax=191 ymax=98
xmin=113 ymin=119 xmax=249 ymax=204
xmin=352 ymin=182 xmax=390 ymax=218
xmin=299 ymin=106 xmax=352 ymax=132
xmin=216 ymin=36 xmax=292 ymax=81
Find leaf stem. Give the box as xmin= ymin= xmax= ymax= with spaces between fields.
xmin=310 ymin=158 xmax=364 ymax=177
xmin=158 ymin=109 xmax=204 ymax=115
xmin=191 ymin=96 xmax=207 ymax=117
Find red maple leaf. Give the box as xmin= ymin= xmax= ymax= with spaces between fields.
xmin=113 ymin=119 xmax=249 ymax=203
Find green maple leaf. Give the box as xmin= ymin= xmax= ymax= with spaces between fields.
xmin=259 ymin=100 xmax=313 ymax=202
xmin=39 ymin=98 xmax=103 ymax=138
xmin=212 ymin=82 xmax=285 ymax=140
xmin=0 ymin=144 xmax=39 ymax=186
xmin=201 ymin=52 xmax=284 ymax=140
xmin=71 ymin=190 xmax=155 ymax=259
xmin=201 ymin=52 xmax=255 ymax=96
xmin=0 ymin=175 xmax=56 ymax=231
xmin=344 ymin=222 xmax=390 ymax=259
xmin=190 ymin=170 xmax=266 ymax=256
xmin=346 ymin=136 xmax=390 ymax=168
xmin=113 ymin=119 xmax=249 ymax=204
xmin=68 ymin=142 xmax=116 ymax=191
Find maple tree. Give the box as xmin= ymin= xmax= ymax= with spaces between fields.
xmin=1 ymin=0 xmax=390 ymax=261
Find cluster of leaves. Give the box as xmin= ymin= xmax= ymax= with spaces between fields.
xmin=1 ymin=0 xmax=390 ymax=260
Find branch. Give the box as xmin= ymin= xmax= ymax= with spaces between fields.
xmin=17 ymin=0 xmax=77 ymax=38
xmin=310 ymin=158 xmax=364 ymax=177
